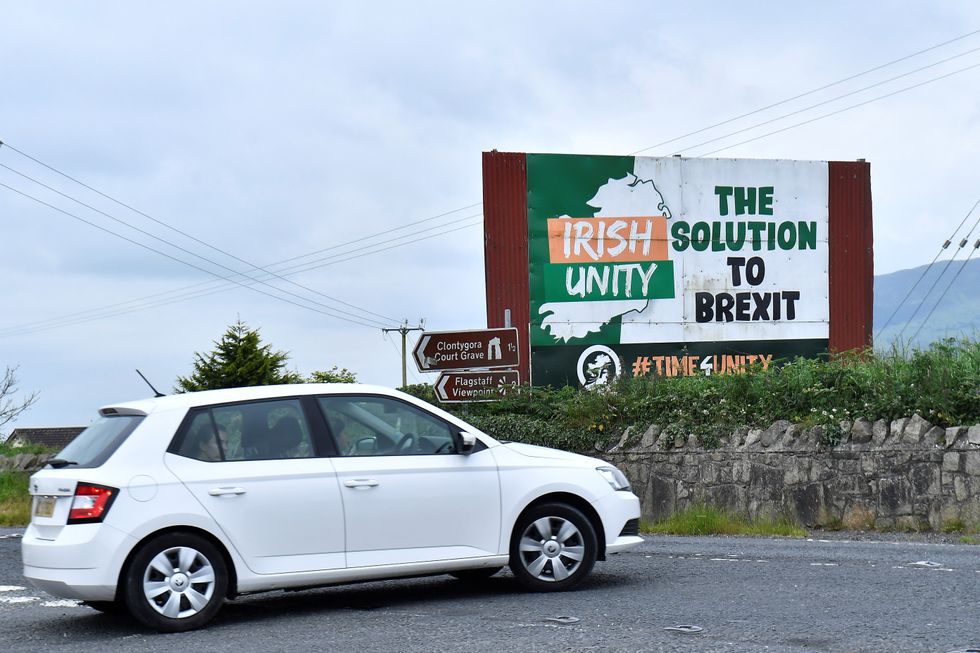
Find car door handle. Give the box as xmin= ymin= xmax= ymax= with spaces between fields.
xmin=343 ymin=479 xmax=379 ymax=489
xmin=208 ymin=487 xmax=247 ymax=496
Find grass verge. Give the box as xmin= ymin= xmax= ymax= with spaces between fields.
xmin=0 ymin=471 xmax=31 ymax=527
xmin=642 ymin=505 xmax=807 ymax=538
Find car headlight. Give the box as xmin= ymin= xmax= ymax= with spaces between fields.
xmin=597 ymin=466 xmax=631 ymax=491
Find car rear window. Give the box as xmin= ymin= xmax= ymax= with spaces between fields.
xmin=54 ymin=415 xmax=144 ymax=468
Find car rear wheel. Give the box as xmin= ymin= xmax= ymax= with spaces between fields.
xmin=123 ymin=532 xmax=228 ymax=632
xmin=509 ymin=503 xmax=597 ymax=592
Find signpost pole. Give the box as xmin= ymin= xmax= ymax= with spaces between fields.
xmin=382 ymin=321 xmax=424 ymax=388
xmin=401 ymin=329 xmax=407 ymax=387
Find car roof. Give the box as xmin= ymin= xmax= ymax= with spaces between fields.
xmin=99 ymin=384 xmax=407 ymax=416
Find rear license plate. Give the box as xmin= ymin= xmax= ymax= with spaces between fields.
xmin=35 ymin=497 xmax=56 ymax=518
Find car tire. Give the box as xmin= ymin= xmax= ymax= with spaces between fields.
xmin=449 ymin=567 xmax=503 ymax=582
xmin=508 ymin=502 xmax=597 ymax=592
xmin=122 ymin=532 xmax=228 ymax=632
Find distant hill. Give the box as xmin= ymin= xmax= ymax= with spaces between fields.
xmin=873 ymin=257 xmax=980 ymax=350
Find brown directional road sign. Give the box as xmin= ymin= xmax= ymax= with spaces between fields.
xmin=435 ymin=370 xmax=520 ymax=403
xmin=413 ymin=328 xmax=519 ymax=373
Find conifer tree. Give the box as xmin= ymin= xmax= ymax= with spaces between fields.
xmin=175 ymin=320 xmax=302 ymax=392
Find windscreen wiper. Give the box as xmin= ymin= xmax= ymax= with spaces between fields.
xmin=45 ymin=459 xmax=79 ymax=468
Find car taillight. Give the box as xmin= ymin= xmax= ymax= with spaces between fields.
xmin=67 ymin=483 xmax=118 ymax=524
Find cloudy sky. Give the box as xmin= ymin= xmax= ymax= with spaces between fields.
xmin=2 ymin=1 xmax=979 ymax=429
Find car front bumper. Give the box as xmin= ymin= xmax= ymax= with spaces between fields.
xmin=592 ymin=488 xmax=643 ymax=555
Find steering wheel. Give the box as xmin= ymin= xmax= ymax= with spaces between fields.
xmin=433 ymin=441 xmax=453 ymax=454
xmin=394 ymin=433 xmax=416 ymax=452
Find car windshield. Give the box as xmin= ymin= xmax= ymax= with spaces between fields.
xmin=54 ymin=415 xmax=144 ymax=468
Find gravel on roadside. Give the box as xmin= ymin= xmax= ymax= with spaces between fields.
xmin=803 ymin=528 xmax=976 ymax=545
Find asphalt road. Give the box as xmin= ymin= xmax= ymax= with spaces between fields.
xmin=1 ymin=527 xmax=978 ymax=653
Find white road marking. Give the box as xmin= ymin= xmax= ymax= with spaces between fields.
xmin=41 ymin=600 xmax=83 ymax=608
xmin=0 ymin=596 xmax=39 ymax=604
xmin=893 ymin=565 xmax=955 ymax=571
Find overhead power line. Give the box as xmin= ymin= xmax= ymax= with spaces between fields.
xmin=0 ymin=144 xmax=399 ymax=327
xmin=0 ymin=157 xmax=483 ymax=327
xmin=902 ymin=208 xmax=980 ymax=344
xmin=631 ymin=27 xmax=980 ymax=155
xmin=4 ymin=28 xmax=980 ymax=339
xmin=0 ymin=180 xmax=388 ymax=330
xmin=0 ymin=208 xmax=482 ymax=337
xmin=255 ymin=202 xmax=483 ymax=270
xmin=695 ymin=60 xmax=980 ymax=157
xmin=0 ymin=214 xmax=484 ymax=337
xmin=908 ymin=238 xmax=980 ymax=344
xmin=679 ymin=46 xmax=980 ymax=155
xmin=876 ymin=198 xmax=980 ymax=338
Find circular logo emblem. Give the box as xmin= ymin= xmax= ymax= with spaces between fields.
xmin=576 ymin=345 xmax=622 ymax=390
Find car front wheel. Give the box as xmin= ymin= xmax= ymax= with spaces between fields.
xmin=123 ymin=532 xmax=228 ymax=632
xmin=509 ymin=503 xmax=597 ymax=592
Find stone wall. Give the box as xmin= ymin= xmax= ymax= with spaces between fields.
xmin=603 ymin=414 xmax=980 ymax=529
xmin=5 ymin=416 xmax=980 ymax=529
xmin=0 ymin=453 xmax=50 ymax=473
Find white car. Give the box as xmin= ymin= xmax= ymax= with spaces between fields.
xmin=22 ymin=384 xmax=642 ymax=631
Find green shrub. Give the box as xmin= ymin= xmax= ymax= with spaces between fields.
xmin=423 ymin=337 xmax=979 ymax=452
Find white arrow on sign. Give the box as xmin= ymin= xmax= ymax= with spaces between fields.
xmin=414 ymin=335 xmax=431 ymax=370
xmin=436 ymin=374 xmax=451 ymax=400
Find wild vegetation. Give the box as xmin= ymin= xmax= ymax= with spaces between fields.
xmin=405 ymin=337 xmax=980 ymax=451
xmin=642 ymin=505 xmax=806 ymax=538
xmin=0 ymin=471 xmax=31 ymax=527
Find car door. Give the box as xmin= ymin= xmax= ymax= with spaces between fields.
xmin=164 ymin=397 xmax=347 ymax=575
xmin=317 ymin=394 xmax=501 ymax=568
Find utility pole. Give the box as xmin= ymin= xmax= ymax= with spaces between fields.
xmin=382 ymin=320 xmax=424 ymax=388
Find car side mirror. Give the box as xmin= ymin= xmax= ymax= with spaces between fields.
xmin=457 ymin=430 xmax=477 ymax=454
xmin=353 ymin=436 xmax=377 ymax=454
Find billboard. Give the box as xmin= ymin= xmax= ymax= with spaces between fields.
xmin=483 ymin=152 xmax=873 ymax=389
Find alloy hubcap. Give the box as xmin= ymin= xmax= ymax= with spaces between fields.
xmin=170 ymin=573 xmax=188 ymax=590
xmin=519 ymin=516 xmax=585 ymax=582
xmin=143 ymin=546 xmax=216 ymax=619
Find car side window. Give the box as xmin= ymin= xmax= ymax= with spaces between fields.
xmin=176 ymin=412 xmax=225 ymax=462
xmin=317 ymin=396 xmax=455 ymax=457
xmin=175 ymin=399 xmax=315 ymax=461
